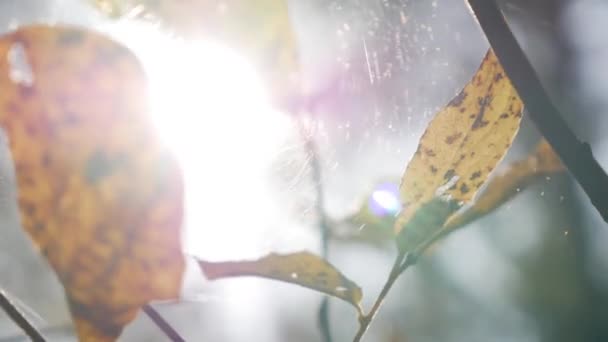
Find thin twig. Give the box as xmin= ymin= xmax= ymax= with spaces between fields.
xmin=306 ymin=137 xmax=330 ymax=258
xmin=0 ymin=289 xmax=45 ymax=342
xmin=0 ymin=323 xmax=73 ymax=342
xmin=142 ymin=304 xmax=185 ymax=342
xmin=318 ymin=298 xmax=332 ymax=342
xmin=466 ymin=0 xmax=608 ymax=223
xmin=302 ymin=127 xmax=334 ymax=342
xmin=352 ymin=252 xmax=417 ymax=342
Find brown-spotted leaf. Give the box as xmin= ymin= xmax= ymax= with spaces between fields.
xmin=396 ymin=49 xmax=523 ymax=253
xmin=335 ymin=141 xmax=564 ymax=247
xmin=198 ymin=252 xmax=363 ymax=314
xmin=0 ymin=25 xmax=185 ymax=341
xmin=442 ymin=139 xmax=563 ymax=231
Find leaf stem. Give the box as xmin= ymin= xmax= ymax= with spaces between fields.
xmin=352 ymin=252 xmax=416 ymax=342
xmin=0 ymin=289 xmax=45 ymax=342
xmin=142 ymin=304 xmax=185 ymax=342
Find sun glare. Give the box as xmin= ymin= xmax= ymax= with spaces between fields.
xmin=369 ymin=182 xmax=401 ymax=216
xmin=110 ymin=23 xmax=292 ymax=261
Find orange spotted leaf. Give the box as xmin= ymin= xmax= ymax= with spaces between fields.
xmin=0 ymin=25 xmax=185 ymax=341
xmin=335 ymin=140 xmax=563 ymax=249
xmin=443 ymin=139 xmax=564 ymax=231
xmin=396 ymin=49 xmax=523 ymax=253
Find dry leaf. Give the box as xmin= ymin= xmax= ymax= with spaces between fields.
xmin=335 ymin=140 xmax=564 ymax=247
xmin=443 ymin=139 xmax=563 ymax=231
xmin=0 ymin=25 xmax=185 ymax=341
xmin=198 ymin=252 xmax=363 ymax=314
xmin=396 ymin=49 xmax=523 ymax=253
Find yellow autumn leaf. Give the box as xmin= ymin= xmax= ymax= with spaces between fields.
xmin=396 ymin=49 xmax=523 ymax=253
xmin=0 ymin=25 xmax=185 ymax=341
xmin=443 ymin=139 xmax=564 ymax=231
xmin=92 ymin=0 xmax=300 ymax=110
xmin=409 ymin=139 xmax=564 ymax=255
xmin=334 ymin=139 xmax=564 ymax=248
xmin=198 ymin=252 xmax=363 ymax=315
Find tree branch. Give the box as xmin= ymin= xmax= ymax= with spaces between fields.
xmin=142 ymin=304 xmax=185 ymax=342
xmin=0 ymin=289 xmax=45 ymax=342
xmin=466 ymin=0 xmax=608 ymax=223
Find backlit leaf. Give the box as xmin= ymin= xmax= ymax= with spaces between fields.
xmin=198 ymin=252 xmax=363 ymax=314
xmin=442 ymin=139 xmax=563 ymax=231
xmin=0 ymin=25 xmax=185 ymax=341
xmin=396 ymin=49 xmax=523 ymax=253
xmin=334 ymin=140 xmax=564 ymax=247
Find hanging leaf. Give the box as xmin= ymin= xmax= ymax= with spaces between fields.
xmin=198 ymin=252 xmax=363 ymax=314
xmin=0 ymin=25 xmax=185 ymax=341
xmin=92 ymin=0 xmax=300 ymax=110
xmin=442 ymin=139 xmax=563 ymax=231
xmin=333 ymin=140 xmax=564 ymax=247
xmin=396 ymin=49 xmax=524 ymax=254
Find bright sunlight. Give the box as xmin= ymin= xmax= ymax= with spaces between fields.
xmin=110 ymin=22 xmax=293 ymax=261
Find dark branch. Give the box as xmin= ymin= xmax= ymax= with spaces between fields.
xmin=0 ymin=289 xmax=45 ymax=341
xmin=142 ymin=304 xmax=185 ymax=342
xmin=0 ymin=324 xmax=72 ymax=342
xmin=466 ymin=0 xmax=608 ymax=223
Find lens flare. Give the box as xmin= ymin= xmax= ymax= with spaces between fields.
xmin=369 ymin=182 xmax=401 ymax=217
